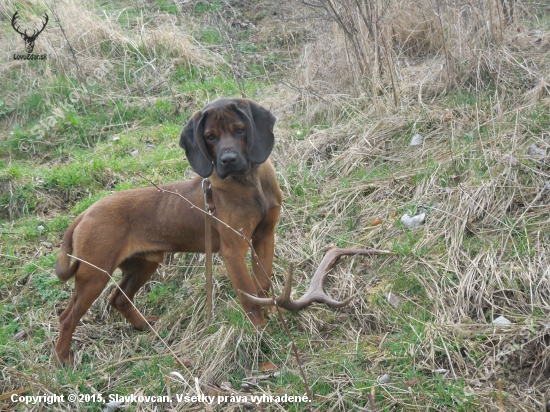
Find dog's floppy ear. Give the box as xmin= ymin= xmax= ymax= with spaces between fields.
xmin=180 ymin=110 xmax=213 ymax=178
xmin=235 ymin=100 xmax=275 ymax=165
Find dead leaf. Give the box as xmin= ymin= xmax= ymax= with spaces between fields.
xmin=206 ymin=386 xmax=221 ymax=398
xmin=0 ymin=388 xmax=28 ymax=401
xmin=527 ymin=143 xmax=546 ymax=157
xmin=370 ymin=218 xmax=383 ymax=226
xmin=259 ymin=361 xmax=277 ymax=372
xmin=378 ymin=374 xmax=390 ymax=383
xmin=103 ymin=401 xmax=123 ymax=412
xmin=220 ymin=382 xmax=233 ymax=391
xmin=335 ymin=314 xmax=347 ymax=323
xmin=405 ymin=377 xmax=420 ymax=387
xmin=387 ymin=292 xmax=401 ymax=307
xmin=13 ymin=330 xmax=27 ymax=341
xmin=493 ymin=316 xmax=512 ymax=326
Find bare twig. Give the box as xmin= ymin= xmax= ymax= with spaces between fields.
xmin=214 ymin=10 xmax=247 ymax=98
xmin=377 ymin=20 xmax=398 ymax=106
xmin=136 ymin=172 xmax=313 ymax=407
xmin=498 ymin=378 xmax=503 ymax=411
xmin=47 ymin=0 xmax=90 ymax=104
xmin=67 ymin=254 xmax=195 ymax=383
xmin=240 ymin=231 xmax=313 ymax=409
xmin=433 ymin=0 xmax=452 ymax=85
xmin=368 ymin=386 xmax=377 ymax=411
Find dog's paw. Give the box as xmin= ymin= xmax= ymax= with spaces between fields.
xmin=53 ymin=351 xmax=74 ymax=367
xmin=131 ymin=315 xmax=159 ymax=331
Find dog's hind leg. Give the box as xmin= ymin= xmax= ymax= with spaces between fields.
xmin=55 ymin=266 xmax=110 ymax=364
xmin=108 ymin=252 xmax=163 ymax=331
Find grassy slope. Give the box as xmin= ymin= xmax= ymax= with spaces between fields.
xmin=1 ymin=1 xmax=550 ymax=411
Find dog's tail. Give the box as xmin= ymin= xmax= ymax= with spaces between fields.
xmin=55 ymin=214 xmax=83 ymax=281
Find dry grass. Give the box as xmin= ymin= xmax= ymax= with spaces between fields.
xmin=264 ymin=0 xmax=550 ymax=409
xmin=288 ymin=0 xmax=550 ymax=121
xmin=1 ymin=0 xmax=550 ymax=411
xmin=0 ymin=0 xmax=218 ymax=142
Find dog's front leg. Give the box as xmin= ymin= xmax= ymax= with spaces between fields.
xmin=251 ymin=206 xmax=280 ymax=298
xmin=218 ymin=234 xmax=266 ymax=326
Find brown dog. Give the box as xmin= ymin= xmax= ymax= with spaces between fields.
xmin=54 ymin=98 xmax=282 ymax=364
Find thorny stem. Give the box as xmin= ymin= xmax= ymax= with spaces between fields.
xmin=137 ymin=172 xmax=315 ymax=409
xmin=214 ymin=10 xmax=246 ymax=98
xmin=66 ymin=254 xmax=195 ymax=386
xmin=240 ymin=230 xmax=313 ymax=409
xmin=434 ymin=0 xmax=452 ymax=85
xmin=136 ymin=173 xmax=243 ymax=236
xmin=368 ymin=386 xmax=377 ymax=411
xmin=48 ymin=1 xmax=89 ymax=104
xmin=377 ymin=20 xmax=398 ymax=106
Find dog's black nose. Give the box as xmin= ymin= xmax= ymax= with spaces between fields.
xmin=220 ymin=152 xmax=238 ymax=166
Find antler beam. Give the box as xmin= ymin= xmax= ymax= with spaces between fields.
xmin=33 ymin=13 xmax=49 ymax=39
xmin=239 ymin=247 xmax=392 ymax=310
xmin=11 ymin=11 xmax=26 ymax=36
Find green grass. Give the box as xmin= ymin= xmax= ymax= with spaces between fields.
xmin=192 ymin=1 xmax=222 ymax=14
xmin=2 ymin=1 xmax=550 ymax=411
xmin=156 ymin=0 xmax=179 ymax=14
xmin=0 ymin=7 xmax=269 ymax=405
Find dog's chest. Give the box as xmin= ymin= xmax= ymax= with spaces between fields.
xmin=213 ymin=179 xmax=275 ymax=226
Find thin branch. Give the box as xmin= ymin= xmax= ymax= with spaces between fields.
xmin=47 ymin=0 xmax=90 ymax=105
xmin=136 ymin=172 xmax=244 ymax=238
xmin=214 ymin=10 xmax=246 ymax=98
xmin=67 ymin=254 xmax=195 ymax=384
xmin=377 ymin=19 xmax=398 ymax=106
xmin=433 ymin=0 xmax=452 ymax=85
xmin=136 ymin=172 xmax=313 ymax=407
xmin=240 ymin=230 xmax=313 ymax=408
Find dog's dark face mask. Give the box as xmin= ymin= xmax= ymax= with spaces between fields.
xmin=201 ymin=107 xmax=249 ymax=179
xmin=180 ymin=99 xmax=275 ymax=179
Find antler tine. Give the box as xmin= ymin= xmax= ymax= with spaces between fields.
xmin=239 ymin=262 xmax=297 ymax=308
xmin=11 ymin=12 xmax=48 ymax=39
xmin=36 ymin=13 xmax=49 ymax=36
xmin=29 ymin=13 xmax=49 ymax=39
xmin=11 ymin=11 xmax=25 ymax=36
xmin=239 ymin=247 xmax=392 ymax=311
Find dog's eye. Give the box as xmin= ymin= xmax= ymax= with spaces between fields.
xmin=205 ymin=134 xmax=216 ymax=141
xmin=236 ymin=128 xmax=245 ymax=135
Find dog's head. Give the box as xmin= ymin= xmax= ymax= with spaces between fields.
xmin=180 ymin=98 xmax=275 ymax=179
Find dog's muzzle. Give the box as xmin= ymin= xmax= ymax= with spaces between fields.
xmin=217 ymin=150 xmax=248 ymax=178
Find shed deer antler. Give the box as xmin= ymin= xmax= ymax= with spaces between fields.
xmin=11 ymin=11 xmax=49 ymax=54
xmin=240 ymin=247 xmax=392 ymax=310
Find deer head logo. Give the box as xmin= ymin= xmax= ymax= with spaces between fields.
xmin=11 ymin=11 xmax=49 ymax=54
